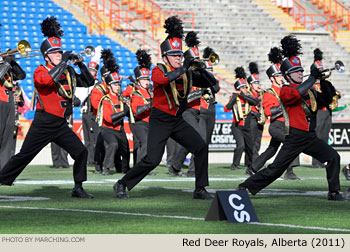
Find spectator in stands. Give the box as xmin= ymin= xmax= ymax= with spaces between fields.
xmin=238 ymin=35 xmax=344 ymax=201
xmin=113 ymin=16 xmax=217 ymax=200
xmin=0 ymin=17 xmax=94 ymax=198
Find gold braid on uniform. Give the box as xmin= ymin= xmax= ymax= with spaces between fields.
xmin=96 ymin=94 xmax=123 ymax=127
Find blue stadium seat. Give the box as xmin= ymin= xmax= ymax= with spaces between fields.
xmin=0 ymin=0 xmax=149 ymax=121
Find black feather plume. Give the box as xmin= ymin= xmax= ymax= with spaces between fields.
xmin=40 ymin=16 xmax=64 ymax=38
xmin=135 ymin=49 xmax=152 ymax=69
xmin=268 ymin=47 xmax=283 ymax=64
xmin=164 ymin=16 xmax=184 ymax=40
xmin=248 ymin=62 xmax=259 ymax=74
xmin=101 ymin=49 xmax=114 ymax=65
xmin=101 ymin=49 xmax=119 ymax=73
xmin=185 ymin=31 xmax=200 ymax=48
xmin=235 ymin=67 xmax=246 ymax=79
xmin=203 ymin=47 xmax=215 ymax=59
xmin=313 ymin=48 xmax=323 ymax=61
xmin=280 ymin=35 xmax=302 ymax=58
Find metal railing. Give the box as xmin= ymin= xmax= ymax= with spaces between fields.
xmin=274 ymin=0 xmax=341 ymax=39
xmin=312 ymin=0 xmax=350 ymax=29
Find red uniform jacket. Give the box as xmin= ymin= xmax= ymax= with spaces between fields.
xmin=0 ymin=84 xmax=11 ymax=103
xmin=90 ymin=82 xmax=108 ymax=115
xmin=200 ymin=96 xmax=209 ymax=110
xmin=280 ymin=83 xmax=316 ymax=132
xmin=33 ymin=65 xmax=73 ymax=118
xmin=151 ymin=65 xmax=187 ymax=116
xmin=122 ymin=84 xmax=135 ymax=99
xmin=250 ymin=90 xmax=260 ymax=113
xmin=130 ymin=87 xmax=152 ymax=123
xmin=263 ymin=85 xmax=284 ymax=123
xmin=101 ymin=93 xmax=124 ymax=131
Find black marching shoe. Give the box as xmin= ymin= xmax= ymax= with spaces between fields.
xmin=102 ymin=168 xmax=110 ymax=176
xmin=245 ymin=167 xmax=254 ymax=176
xmin=236 ymin=184 xmax=247 ymax=191
xmin=113 ymin=182 xmax=129 ymax=199
xmin=93 ymin=164 xmax=102 ymax=174
xmin=328 ymin=191 xmax=347 ymax=201
xmin=230 ymin=164 xmax=239 ymax=170
xmin=72 ymin=187 xmax=94 ymax=198
xmin=342 ymin=165 xmax=350 ymax=180
xmin=193 ymin=188 xmax=214 ymax=200
xmin=283 ymin=171 xmax=300 ymax=180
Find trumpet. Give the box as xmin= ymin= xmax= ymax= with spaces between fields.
xmin=204 ymin=52 xmax=220 ymax=66
xmin=304 ymin=60 xmax=345 ymax=79
xmin=68 ymin=45 xmax=95 ymax=64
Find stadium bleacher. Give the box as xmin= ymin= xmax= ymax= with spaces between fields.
xmin=0 ymin=0 xmax=138 ymax=120
xmin=154 ymin=0 xmax=350 ymax=119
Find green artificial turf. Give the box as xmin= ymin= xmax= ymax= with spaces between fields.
xmin=0 ymin=164 xmax=349 ymax=234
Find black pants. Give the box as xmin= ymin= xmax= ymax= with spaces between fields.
xmin=251 ymin=120 xmax=299 ymax=172
xmin=166 ymin=137 xmax=181 ymax=168
xmin=82 ymin=112 xmax=99 ymax=165
xmin=0 ymin=96 xmax=16 ymax=171
xmin=119 ymin=108 xmax=209 ymax=190
xmin=312 ymin=109 xmax=332 ymax=167
xmin=51 ymin=142 xmax=69 ymax=168
xmin=101 ymin=127 xmax=130 ymax=172
xmin=245 ymin=114 xmax=263 ymax=166
xmin=0 ymin=110 xmax=88 ymax=184
xmin=94 ymin=129 xmax=105 ymax=169
xmin=131 ymin=120 xmax=149 ymax=164
xmin=231 ymin=121 xmax=253 ymax=167
xmin=129 ymin=123 xmax=139 ymax=166
xmin=174 ymin=108 xmax=204 ymax=173
xmin=241 ymin=127 xmax=340 ymax=194
xmin=199 ymin=103 xmax=216 ymax=144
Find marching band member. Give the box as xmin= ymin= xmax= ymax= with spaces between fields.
xmin=122 ymin=77 xmax=139 ymax=166
xmin=199 ymin=47 xmax=220 ymax=147
xmin=114 ymin=16 xmax=217 ymax=200
xmin=0 ymin=17 xmax=94 ymax=198
xmin=76 ymin=45 xmax=103 ymax=167
xmin=248 ymin=47 xmax=300 ymax=179
xmin=224 ymin=67 xmax=259 ymax=171
xmin=311 ymin=48 xmax=333 ymax=169
xmin=245 ymin=62 xmax=263 ymax=174
xmin=0 ymin=47 xmax=26 ymax=170
xmin=172 ymin=31 xmax=205 ymax=177
xmin=238 ymin=35 xmax=344 ymax=201
xmin=96 ymin=54 xmax=130 ymax=176
xmin=128 ymin=49 xmax=153 ymax=164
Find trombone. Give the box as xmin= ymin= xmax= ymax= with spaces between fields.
xmin=0 ymin=40 xmax=40 ymax=59
xmin=0 ymin=40 xmax=42 ymax=60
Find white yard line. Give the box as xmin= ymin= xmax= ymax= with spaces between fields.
xmin=0 ymin=205 xmax=349 ymax=233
